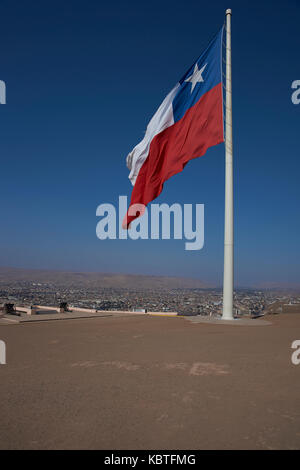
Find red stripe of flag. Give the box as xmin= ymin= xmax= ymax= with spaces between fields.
xmin=123 ymin=83 xmax=224 ymax=229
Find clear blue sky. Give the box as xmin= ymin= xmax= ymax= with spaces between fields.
xmin=0 ymin=0 xmax=299 ymax=287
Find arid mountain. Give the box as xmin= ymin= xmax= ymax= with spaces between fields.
xmin=0 ymin=266 xmax=214 ymax=290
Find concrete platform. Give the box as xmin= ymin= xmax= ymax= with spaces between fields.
xmin=0 ymin=317 xmax=19 ymax=325
xmin=2 ymin=310 xmax=178 ymax=323
xmin=2 ymin=311 xmax=126 ymax=323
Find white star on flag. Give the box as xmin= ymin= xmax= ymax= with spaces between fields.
xmin=184 ymin=63 xmax=207 ymax=93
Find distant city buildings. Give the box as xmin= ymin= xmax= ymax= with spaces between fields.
xmin=0 ymin=279 xmax=299 ymax=317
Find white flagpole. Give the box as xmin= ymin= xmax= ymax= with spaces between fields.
xmin=222 ymin=9 xmax=234 ymax=320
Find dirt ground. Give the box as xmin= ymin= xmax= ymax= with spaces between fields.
xmin=0 ymin=313 xmax=299 ymax=449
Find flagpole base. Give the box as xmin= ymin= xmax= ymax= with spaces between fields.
xmin=222 ymin=312 xmax=234 ymax=320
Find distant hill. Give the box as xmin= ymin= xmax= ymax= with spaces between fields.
xmin=0 ymin=266 xmax=214 ymax=290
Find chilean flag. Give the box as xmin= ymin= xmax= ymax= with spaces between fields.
xmin=123 ymin=28 xmax=224 ymax=229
